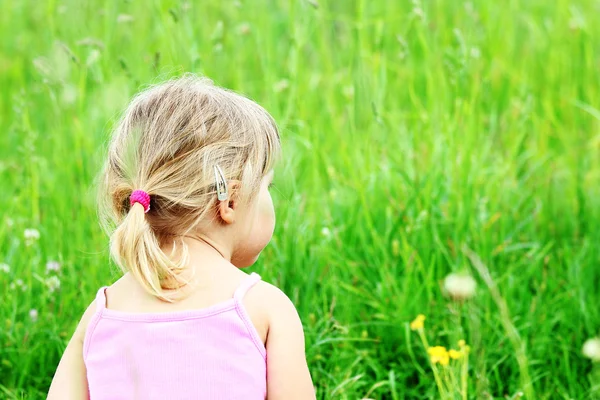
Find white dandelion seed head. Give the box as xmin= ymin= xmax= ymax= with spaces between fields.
xmin=29 ymin=309 xmax=38 ymax=322
xmin=443 ymin=273 xmax=477 ymax=301
xmin=0 ymin=263 xmax=10 ymax=273
xmin=582 ymin=338 xmax=600 ymax=361
xmin=321 ymin=227 xmax=331 ymax=238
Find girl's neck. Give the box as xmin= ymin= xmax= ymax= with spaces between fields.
xmin=158 ymin=234 xmax=236 ymax=294
xmin=182 ymin=234 xmax=229 ymax=260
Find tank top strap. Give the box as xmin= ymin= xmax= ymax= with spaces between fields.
xmin=95 ymin=286 xmax=108 ymax=312
xmin=233 ymin=273 xmax=262 ymax=302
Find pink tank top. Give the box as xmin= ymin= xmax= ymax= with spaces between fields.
xmin=83 ymin=273 xmax=266 ymax=400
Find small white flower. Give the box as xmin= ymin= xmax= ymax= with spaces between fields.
xmin=582 ymin=338 xmax=600 ymax=361
xmin=0 ymin=263 xmax=9 ymax=273
xmin=321 ymin=227 xmax=331 ymax=238
xmin=443 ymin=273 xmax=477 ymax=301
xmin=46 ymin=260 xmax=61 ymax=274
xmin=11 ymin=279 xmax=25 ymax=291
xmin=29 ymin=309 xmax=38 ymax=322
xmin=46 ymin=276 xmax=61 ymax=293
xmin=24 ymin=228 xmax=40 ymax=244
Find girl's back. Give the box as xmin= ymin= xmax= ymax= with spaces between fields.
xmin=85 ymin=267 xmax=268 ymax=399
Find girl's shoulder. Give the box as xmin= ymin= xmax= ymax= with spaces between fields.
xmin=243 ymin=280 xmax=302 ymax=340
xmin=245 ymin=280 xmax=296 ymax=312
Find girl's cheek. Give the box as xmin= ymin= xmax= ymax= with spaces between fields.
xmin=264 ymin=193 xmax=275 ymax=223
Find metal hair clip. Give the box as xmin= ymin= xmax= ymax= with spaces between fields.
xmin=214 ymin=165 xmax=228 ymax=201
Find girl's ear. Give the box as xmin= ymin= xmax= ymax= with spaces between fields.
xmin=217 ymin=180 xmax=241 ymax=224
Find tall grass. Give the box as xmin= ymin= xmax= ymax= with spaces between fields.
xmin=1 ymin=0 xmax=599 ymax=398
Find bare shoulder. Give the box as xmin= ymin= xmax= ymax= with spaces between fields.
xmin=243 ymin=280 xmax=302 ymax=342
xmin=73 ymin=298 xmax=98 ymax=342
xmin=248 ymin=281 xmax=298 ymax=316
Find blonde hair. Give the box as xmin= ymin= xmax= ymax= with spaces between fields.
xmin=98 ymin=75 xmax=280 ymax=302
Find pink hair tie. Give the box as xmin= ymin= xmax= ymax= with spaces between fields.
xmin=130 ymin=190 xmax=151 ymax=213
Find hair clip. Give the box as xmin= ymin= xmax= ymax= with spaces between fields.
xmin=214 ymin=165 xmax=228 ymax=201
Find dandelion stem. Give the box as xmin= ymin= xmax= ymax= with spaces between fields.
xmin=461 ymin=351 xmax=468 ymax=400
xmin=463 ymin=245 xmax=535 ymax=399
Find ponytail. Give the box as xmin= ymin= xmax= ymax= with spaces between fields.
xmin=109 ymin=200 xmax=187 ymax=302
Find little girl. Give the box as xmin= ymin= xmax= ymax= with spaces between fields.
xmin=47 ymin=76 xmax=315 ymax=399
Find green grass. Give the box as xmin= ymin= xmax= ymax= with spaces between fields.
xmin=1 ymin=0 xmax=600 ymax=398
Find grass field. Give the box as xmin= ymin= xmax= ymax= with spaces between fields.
xmin=1 ymin=0 xmax=600 ymax=398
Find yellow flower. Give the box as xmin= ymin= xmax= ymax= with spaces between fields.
xmin=449 ymin=349 xmax=462 ymax=359
xmin=458 ymin=339 xmax=466 ymax=348
xmin=427 ymin=346 xmax=449 ymax=365
xmin=410 ymin=314 xmax=426 ymax=331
